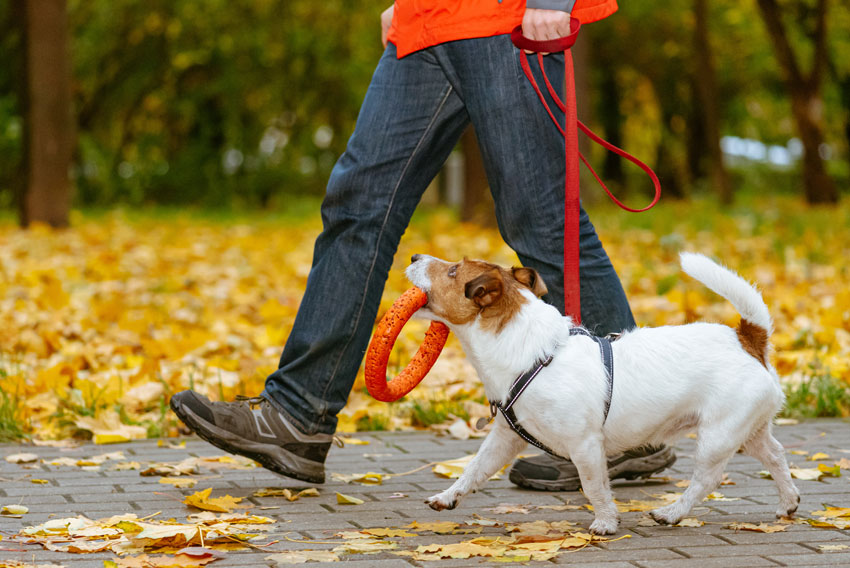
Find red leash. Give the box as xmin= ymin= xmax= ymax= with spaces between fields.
xmin=511 ymin=19 xmax=661 ymax=323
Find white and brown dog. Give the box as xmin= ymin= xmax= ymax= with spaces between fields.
xmin=406 ymin=252 xmax=799 ymax=535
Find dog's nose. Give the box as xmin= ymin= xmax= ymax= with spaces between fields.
xmin=411 ymin=254 xmax=423 ymax=263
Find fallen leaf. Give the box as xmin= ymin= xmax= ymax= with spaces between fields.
xmin=5 ymin=453 xmax=38 ymax=464
xmin=361 ymin=527 xmax=416 ymax=537
xmin=253 ymin=487 xmax=319 ymax=501
xmin=338 ymin=436 xmax=370 ymax=446
xmin=774 ymin=418 xmax=799 ymax=426
xmin=818 ymin=463 xmax=842 ymax=477
xmin=266 ymin=551 xmax=340 ymax=564
xmin=159 ymin=477 xmax=198 ymax=488
xmin=30 ymin=479 xmax=49 ymax=484
xmin=834 ymin=458 xmax=850 ymax=469
xmin=1 ymin=504 xmax=29 ymax=515
xmin=405 ymin=521 xmax=460 ymax=534
xmin=727 ymin=522 xmax=787 ymax=533
xmin=790 ymin=450 xmax=809 ymax=456
xmin=330 ymin=472 xmax=384 ymax=485
xmin=183 ymin=488 xmax=242 ymax=513
xmin=675 ymin=518 xmax=704 ymax=527
xmin=819 ymin=544 xmax=850 ymax=552
xmin=483 ymin=504 xmax=530 ymax=515
xmin=809 ymin=452 xmax=831 ymax=461
xmin=335 ymin=492 xmax=364 ymax=505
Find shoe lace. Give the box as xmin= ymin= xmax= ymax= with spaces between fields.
xmin=234 ymin=395 xmax=267 ymax=409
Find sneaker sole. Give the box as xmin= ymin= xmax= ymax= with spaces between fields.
xmin=170 ymin=397 xmax=325 ymax=484
xmin=510 ymin=447 xmax=677 ymax=492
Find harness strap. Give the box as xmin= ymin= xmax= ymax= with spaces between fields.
xmin=492 ymin=328 xmax=615 ymax=458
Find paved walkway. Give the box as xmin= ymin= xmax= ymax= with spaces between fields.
xmin=2 ymin=419 xmax=850 ymax=567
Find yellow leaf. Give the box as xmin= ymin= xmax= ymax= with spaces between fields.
xmin=159 ymin=477 xmax=197 ymax=488
xmin=183 ymin=488 xmax=242 ymax=513
xmin=331 ymin=472 xmax=384 ymax=485
xmin=405 ymin=521 xmax=460 ymax=534
xmin=727 ymin=522 xmax=787 ymax=533
xmin=253 ymin=487 xmax=319 ymax=501
xmin=335 ymin=492 xmax=364 ymax=505
xmin=809 ymin=452 xmax=831 ymax=461
xmin=817 ymin=463 xmax=841 ymax=477
xmin=30 ymin=479 xmax=49 ymax=485
xmin=361 ymin=527 xmax=416 ymax=537
xmin=788 ymin=467 xmax=824 ymax=481
xmin=1 ymin=504 xmax=29 ymax=515
xmin=675 ymin=518 xmax=704 ymax=527
xmin=266 ymin=551 xmax=340 ymax=564
xmin=820 ymin=544 xmax=850 ymax=552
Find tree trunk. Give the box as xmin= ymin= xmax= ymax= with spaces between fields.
xmin=598 ymin=66 xmax=624 ymax=187
xmin=460 ymin=127 xmax=496 ymax=226
xmin=22 ymin=0 xmax=73 ymax=227
xmin=693 ymin=0 xmax=732 ymax=204
xmin=756 ymin=0 xmax=837 ymax=204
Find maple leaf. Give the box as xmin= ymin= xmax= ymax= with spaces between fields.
xmin=183 ymin=488 xmax=242 ymax=513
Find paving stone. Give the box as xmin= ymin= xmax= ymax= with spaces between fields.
xmin=2 ymin=419 xmax=850 ymax=567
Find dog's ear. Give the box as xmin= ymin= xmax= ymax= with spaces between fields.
xmin=464 ymin=270 xmax=503 ymax=308
xmin=512 ymin=267 xmax=548 ymax=297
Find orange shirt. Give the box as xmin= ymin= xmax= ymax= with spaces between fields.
xmin=387 ymin=0 xmax=618 ymax=58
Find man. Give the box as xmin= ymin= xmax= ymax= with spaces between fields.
xmin=171 ymin=0 xmax=675 ymax=491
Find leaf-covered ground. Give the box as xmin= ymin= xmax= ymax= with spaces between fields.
xmin=1 ymin=195 xmax=848 ymax=442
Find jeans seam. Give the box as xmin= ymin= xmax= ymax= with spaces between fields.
xmin=317 ymin=83 xmax=456 ymax=415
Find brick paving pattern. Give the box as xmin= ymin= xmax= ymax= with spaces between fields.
xmin=2 ymin=419 xmax=850 ymax=567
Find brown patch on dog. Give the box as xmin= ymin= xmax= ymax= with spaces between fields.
xmin=737 ymin=319 xmax=768 ymax=368
xmin=424 ymin=258 xmax=546 ymax=332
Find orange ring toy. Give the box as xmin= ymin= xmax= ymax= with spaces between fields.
xmin=364 ymin=287 xmax=450 ymax=402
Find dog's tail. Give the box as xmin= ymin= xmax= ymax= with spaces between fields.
xmin=680 ymin=252 xmax=772 ymax=366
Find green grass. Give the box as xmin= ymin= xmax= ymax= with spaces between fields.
xmin=356 ymin=413 xmax=390 ymax=431
xmin=0 ymin=388 xmax=28 ymax=443
xmin=408 ymin=399 xmax=470 ymax=428
xmin=783 ymin=372 xmax=850 ymax=419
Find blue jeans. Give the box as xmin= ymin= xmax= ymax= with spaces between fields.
xmin=263 ymin=36 xmax=635 ymax=435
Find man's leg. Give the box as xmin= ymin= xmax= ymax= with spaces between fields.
xmin=171 ymin=44 xmax=470 ymax=482
xmin=444 ymin=35 xmax=675 ymax=490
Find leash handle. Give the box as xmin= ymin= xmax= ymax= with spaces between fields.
xmin=510 ymin=18 xmax=581 ymax=53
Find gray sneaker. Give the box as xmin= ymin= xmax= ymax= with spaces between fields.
xmin=170 ymin=390 xmax=330 ymax=483
xmin=509 ymin=445 xmax=676 ymax=491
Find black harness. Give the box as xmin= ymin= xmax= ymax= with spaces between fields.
xmin=488 ymin=328 xmax=615 ymax=457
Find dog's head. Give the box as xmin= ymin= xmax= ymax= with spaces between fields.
xmin=405 ymin=254 xmax=547 ymax=329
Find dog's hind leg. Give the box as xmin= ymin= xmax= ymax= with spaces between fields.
xmin=426 ymin=421 xmax=526 ymax=511
xmin=741 ymin=424 xmax=800 ymax=518
xmin=650 ymin=424 xmax=741 ymax=525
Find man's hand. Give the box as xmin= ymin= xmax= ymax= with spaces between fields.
xmin=521 ymin=8 xmax=571 ymax=54
xmin=381 ymin=5 xmax=394 ymax=48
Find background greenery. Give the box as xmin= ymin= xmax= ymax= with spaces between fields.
xmin=1 ymin=0 xmax=848 ymax=210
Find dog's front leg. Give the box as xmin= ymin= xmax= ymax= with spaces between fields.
xmin=570 ymin=438 xmax=620 ymax=535
xmin=426 ymin=420 xmax=526 ymax=511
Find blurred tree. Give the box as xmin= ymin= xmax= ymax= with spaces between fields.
xmin=20 ymin=0 xmax=73 ymax=226
xmin=693 ymin=0 xmax=731 ymax=204
xmin=756 ymin=0 xmax=838 ymax=204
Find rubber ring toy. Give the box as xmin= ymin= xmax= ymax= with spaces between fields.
xmin=364 ymin=286 xmax=450 ymax=402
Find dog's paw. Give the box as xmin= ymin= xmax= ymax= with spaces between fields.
xmin=425 ymin=492 xmax=458 ymax=511
xmin=589 ymin=517 xmax=618 ymax=535
xmin=777 ymin=491 xmax=801 ymax=519
xmin=649 ymin=505 xmax=683 ymax=526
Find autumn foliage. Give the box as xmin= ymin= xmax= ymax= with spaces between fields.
xmin=1 ymin=195 xmax=848 ymax=442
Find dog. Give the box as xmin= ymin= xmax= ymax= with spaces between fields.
xmin=405 ymin=252 xmax=800 ymax=535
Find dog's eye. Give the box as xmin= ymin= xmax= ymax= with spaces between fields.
xmin=448 ymin=265 xmax=458 ymax=278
